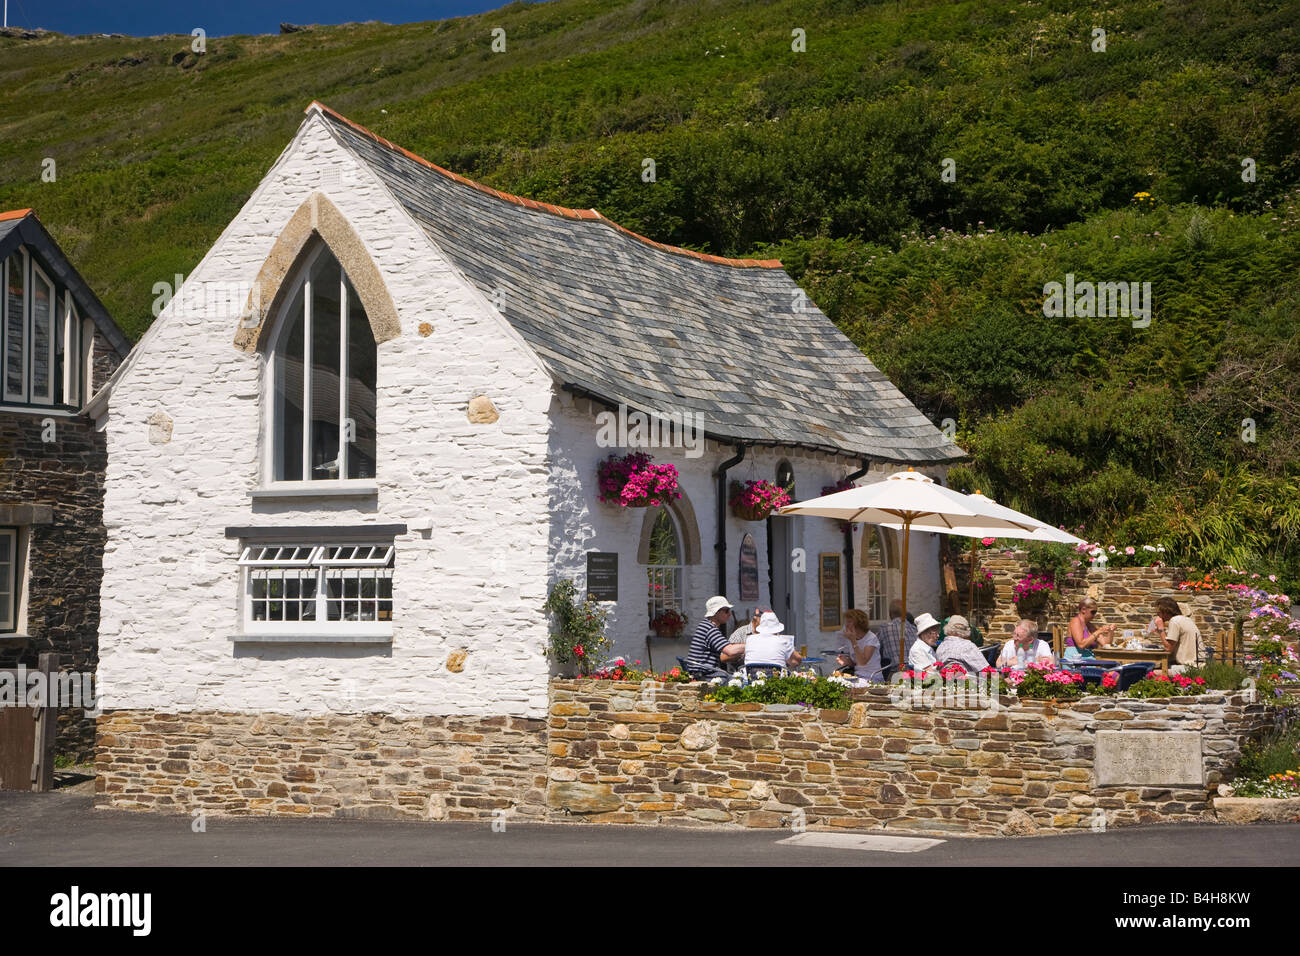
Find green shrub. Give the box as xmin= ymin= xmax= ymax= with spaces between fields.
xmin=1237 ymin=724 xmax=1300 ymax=780
xmin=704 ymin=675 xmax=852 ymax=709
xmin=1181 ymin=662 xmax=1249 ymax=691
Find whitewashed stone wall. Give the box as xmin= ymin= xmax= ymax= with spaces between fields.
xmin=545 ymin=395 xmax=946 ymax=667
xmin=98 ymin=113 xmax=556 ymax=718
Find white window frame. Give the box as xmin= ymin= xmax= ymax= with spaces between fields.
xmin=27 ymin=261 xmax=56 ymax=406
xmin=62 ymin=295 xmax=80 ymax=407
xmin=3 ymin=248 xmax=28 ymax=403
xmin=264 ymin=243 xmax=372 ymax=484
xmin=0 ymin=528 xmax=17 ymax=632
xmin=645 ymin=509 xmax=685 ymax=629
xmin=239 ymin=541 xmax=394 ymax=637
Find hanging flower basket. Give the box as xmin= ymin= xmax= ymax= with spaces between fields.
xmin=597 ymin=452 xmax=681 ymax=508
xmin=1012 ymin=572 xmax=1055 ymax=612
xmin=730 ymin=479 xmax=792 ymax=522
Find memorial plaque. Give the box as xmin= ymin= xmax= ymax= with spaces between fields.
xmin=586 ymin=552 xmax=618 ymax=602
xmin=818 ymin=552 xmax=842 ymax=631
xmin=738 ymin=534 xmax=759 ymax=601
xmin=1094 ymin=730 xmax=1203 ymax=786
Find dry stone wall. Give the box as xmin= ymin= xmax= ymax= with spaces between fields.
xmin=96 ymin=681 xmax=1271 ymax=835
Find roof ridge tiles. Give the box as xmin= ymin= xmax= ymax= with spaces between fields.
xmin=0 ymin=208 xmax=34 ymax=222
xmin=305 ymin=100 xmax=783 ymax=270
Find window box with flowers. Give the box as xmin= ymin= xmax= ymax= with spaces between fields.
xmin=650 ymin=608 xmax=688 ymax=639
xmin=597 ymin=452 xmax=681 ymax=508
xmin=729 ymin=479 xmax=792 ymax=522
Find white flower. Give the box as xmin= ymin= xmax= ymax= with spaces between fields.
xmin=710 ymin=676 xmax=724 ymax=685
xmin=1157 ymin=546 xmax=1166 ymax=552
xmin=754 ymin=679 xmax=766 ymax=687
xmin=1143 ymin=545 xmax=1156 ymax=552
xmin=728 ymin=678 xmax=743 ymax=688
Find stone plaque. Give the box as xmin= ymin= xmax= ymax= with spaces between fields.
xmin=1094 ymin=730 xmax=1202 ymax=786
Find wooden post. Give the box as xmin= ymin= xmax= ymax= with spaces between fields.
xmin=34 ymin=652 xmax=57 ymax=792
xmin=898 ymin=516 xmax=912 ymax=668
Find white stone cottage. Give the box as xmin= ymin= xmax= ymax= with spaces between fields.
xmin=95 ymin=103 xmax=963 ymax=739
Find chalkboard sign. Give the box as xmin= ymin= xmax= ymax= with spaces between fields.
xmin=819 ymin=552 xmax=842 ymax=630
xmin=738 ymin=534 xmax=759 ymax=601
xmin=586 ymin=552 xmax=618 ymax=602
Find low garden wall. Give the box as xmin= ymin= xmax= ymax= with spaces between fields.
xmin=95 ymin=681 xmax=1273 ymax=835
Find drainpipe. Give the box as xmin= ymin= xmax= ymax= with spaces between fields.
xmin=714 ymin=443 xmax=747 ymax=597
xmin=842 ymin=458 xmax=871 ymax=608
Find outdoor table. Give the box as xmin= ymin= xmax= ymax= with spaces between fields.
xmin=1088 ymin=646 xmax=1169 ymax=676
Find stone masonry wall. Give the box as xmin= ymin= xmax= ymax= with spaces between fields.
xmin=0 ymin=412 xmax=111 ymax=762
xmin=96 ymin=682 xmax=1272 ymax=834
xmin=960 ymin=550 xmax=1238 ymax=646
xmin=95 ymin=710 xmax=548 ymax=819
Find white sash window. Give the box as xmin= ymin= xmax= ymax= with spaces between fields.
xmin=239 ymin=542 xmax=393 ymax=635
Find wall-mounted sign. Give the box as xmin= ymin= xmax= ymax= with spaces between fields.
xmin=586 ymin=552 xmax=618 ymax=602
xmin=819 ymin=552 xmax=842 ymax=631
xmin=739 ymin=534 xmax=759 ymax=601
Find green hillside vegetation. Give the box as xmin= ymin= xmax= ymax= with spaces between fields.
xmin=2 ymin=0 xmax=1299 ymax=586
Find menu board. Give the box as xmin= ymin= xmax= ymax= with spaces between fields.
xmin=819 ymin=552 xmax=842 ymax=630
xmin=738 ymin=534 xmax=759 ymax=601
xmin=586 ymin=552 xmax=618 ymax=602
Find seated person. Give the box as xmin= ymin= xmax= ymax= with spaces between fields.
xmin=834 ymin=608 xmax=883 ymax=683
xmin=744 ymin=612 xmax=803 ymax=670
xmin=685 ymin=596 xmax=745 ymax=679
xmin=1150 ymin=597 xmax=1202 ymax=673
xmin=997 ymin=618 xmax=1056 ymax=669
xmin=722 ymin=607 xmax=764 ymax=673
xmin=907 ymin=612 xmax=942 ymax=672
xmin=1065 ymin=597 xmax=1116 ymax=660
xmin=935 ymin=615 xmax=989 ymax=675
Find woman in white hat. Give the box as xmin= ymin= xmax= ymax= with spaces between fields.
xmin=908 ymin=613 xmax=942 ymax=672
xmin=743 ymin=612 xmax=803 ymax=671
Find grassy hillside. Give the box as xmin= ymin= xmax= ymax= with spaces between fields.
xmin=3 ymin=0 xmax=1299 ymax=584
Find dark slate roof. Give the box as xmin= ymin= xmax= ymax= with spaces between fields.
xmin=313 ymin=105 xmax=964 ymax=464
xmin=0 ymin=210 xmax=132 ymax=362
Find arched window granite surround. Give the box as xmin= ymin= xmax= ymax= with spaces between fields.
xmin=635 ymin=488 xmax=702 ymax=566
xmin=233 ymin=192 xmax=401 ymax=353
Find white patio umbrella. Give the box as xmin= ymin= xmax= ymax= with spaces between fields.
xmin=874 ymin=491 xmax=1087 ymax=621
xmin=778 ymin=470 xmax=1047 ymax=664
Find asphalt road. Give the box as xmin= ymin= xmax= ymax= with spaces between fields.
xmin=3 ymin=787 xmax=1298 ymax=866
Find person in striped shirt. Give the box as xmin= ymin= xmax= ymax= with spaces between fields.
xmin=685 ymin=596 xmax=745 ymax=679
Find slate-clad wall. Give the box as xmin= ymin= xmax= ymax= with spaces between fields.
xmin=97 ymin=114 xmax=555 ymax=719
xmin=0 ymin=412 xmax=108 ymax=761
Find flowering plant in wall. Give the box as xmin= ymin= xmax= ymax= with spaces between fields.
xmin=542 ymin=579 xmax=610 ymax=676
xmin=729 ymin=479 xmax=792 ymax=521
xmin=1001 ymin=662 xmax=1086 ymax=699
xmin=1011 ymin=571 xmax=1057 ymax=609
xmin=650 ymin=608 xmax=688 ymax=638
xmin=597 ymin=452 xmax=681 ymax=507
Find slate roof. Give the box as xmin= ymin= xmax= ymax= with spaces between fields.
xmin=0 ymin=209 xmax=132 ymax=363
xmin=312 ymin=104 xmax=964 ymax=464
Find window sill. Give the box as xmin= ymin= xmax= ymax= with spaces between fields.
xmin=229 ymin=632 xmax=393 ymax=645
xmin=0 ymin=633 xmax=31 ymax=646
xmin=249 ymin=480 xmax=379 ymax=501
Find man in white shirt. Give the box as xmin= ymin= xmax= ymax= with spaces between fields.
xmin=996 ymin=619 xmax=1055 ymax=669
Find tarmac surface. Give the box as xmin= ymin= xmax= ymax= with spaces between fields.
xmin=3 ymin=785 xmax=1298 ymax=866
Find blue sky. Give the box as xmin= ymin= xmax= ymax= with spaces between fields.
xmin=3 ymin=0 xmax=509 ymax=36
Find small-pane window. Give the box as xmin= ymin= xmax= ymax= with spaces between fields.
xmin=646 ymin=510 xmax=683 ymax=629
xmin=242 ymin=542 xmax=394 ymax=631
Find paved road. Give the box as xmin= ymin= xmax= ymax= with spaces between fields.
xmin=3 ymin=788 xmax=1298 ymax=866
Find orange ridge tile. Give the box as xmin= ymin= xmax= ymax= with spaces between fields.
xmin=0 ymin=208 xmax=34 ymax=222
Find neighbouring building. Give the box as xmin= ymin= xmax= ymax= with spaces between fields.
xmin=94 ymin=103 xmax=962 ymax=815
xmin=0 ymin=209 xmax=131 ymax=761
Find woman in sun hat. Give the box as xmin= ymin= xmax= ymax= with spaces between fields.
xmin=908 ymin=612 xmax=942 ymax=672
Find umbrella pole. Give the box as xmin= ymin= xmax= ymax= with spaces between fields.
xmin=899 ymin=517 xmax=911 ymax=667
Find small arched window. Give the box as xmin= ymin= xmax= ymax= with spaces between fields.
xmin=646 ymin=509 xmax=683 ymax=629
xmin=268 ymin=243 xmax=377 ymax=481
xmin=861 ymin=525 xmax=900 ymax=623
